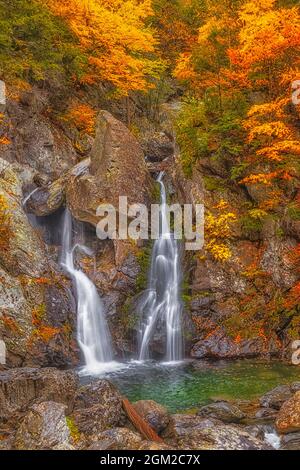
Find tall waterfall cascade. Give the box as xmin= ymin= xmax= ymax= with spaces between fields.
xmin=60 ymin=209 xmax=114 ymax=373
xmin=138 ymin=172 xmax=183 ymax=362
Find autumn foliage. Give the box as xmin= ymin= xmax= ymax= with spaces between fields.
xmin=43 ymin=0 xmax=162 ymax=95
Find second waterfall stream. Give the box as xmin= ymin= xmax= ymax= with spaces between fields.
xmin=60 ymin=209 xmax=115 ymax=374
xmin=138 ymin=172 xmax=183 ymax=362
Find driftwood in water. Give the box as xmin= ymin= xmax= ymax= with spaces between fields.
xmin=122 ymin=398 xmax=164 ymax=443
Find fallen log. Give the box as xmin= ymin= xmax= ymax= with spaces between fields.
xmin=122 ymin=398 xmax=164 ymax=443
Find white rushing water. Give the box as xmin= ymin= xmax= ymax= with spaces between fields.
xmin=138 ymin=172 xmax=183 ymax=362
xmin=22 ymin=187 xmax=39 ymax=207
xmin=60 ymin=209 xmax=116 ymax=374
xmin=264 ymin=430 xmax=281 ymax=450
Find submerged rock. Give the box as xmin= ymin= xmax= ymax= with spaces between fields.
xmin=197 ymin=401 xmax=246 ymax=424
xmin=163 ymin=414 xmax=271 ymax=450
xmin=276 ymin=391 xmax=300 ymax=434
xmin=133 ymin=400 xmax=170 ymax=434
xmin=14 ymin=401 xmax=74 ymax=450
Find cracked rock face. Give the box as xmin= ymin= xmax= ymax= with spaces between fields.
xmin=14 ymin=401 xmax=74 ymax=450
xmin=276 ymin=391 xmax=300 ymax=434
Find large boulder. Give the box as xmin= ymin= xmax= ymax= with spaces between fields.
xmin=133 ymin=400 xmax=170 ymax=434
xmin=72 ymin=380 xmax=126 ymax=436
xmin=66 ymin=111 xmax=153 ymax=226
xmin=163 ymin=414 xmax=270 ymax=450
xmin=191 ymin=329 xmax=279 ymax=359
xmin=88 ymin=427 xmax=143 ymax=450
xmin=197 ymin=401 xmax=246 ymax=424
xmin=141 ymin=132 xmax=174 ymax=162
xmin=25 ymin=159 xmax=90 ymax=216
xmin=14 ymin=401 xmax=74 ymax=450
xmin=276 ymin=391 xmax=300 ymax=434
xmin=0 ymin=367 xmax=78 ymax=421
xmin=1 ymin=90 xmax=77 ymax=179
xmin=281 ymin=431 xmax=300 ymax=450
xmin=0 ymin=158 xmax=46 ymax=277
xmin=260 ymin=383 xmax=300 ymax=410
xmin=0 ymin=267 xmax=35 ymax=365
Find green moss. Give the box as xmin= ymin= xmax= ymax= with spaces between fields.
xmin=240 ymin=215 xmax=263 ymax=235
xmin=136 ymin=243 xmax=153 ymax=292
xmin=288 ymin=203 xmax=300 ymax=221
xmin=119 ymin=297 xmax=139 ymax=333
xmin=152 ymin=181 xmax=161 ymax=203
xmin=203 ymin=175 xmax=225 ymax=192
xmin=66 ymin=416 xmax=80 ymax=444
xmin=182 ymin=278 xmax=191 ymax=307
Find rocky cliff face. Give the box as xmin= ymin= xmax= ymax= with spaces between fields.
xmin=171 ymin=149 xmax=299 ymax=360
xmin=0 ymin=86 xmax=155 ymax=363
xmin=0 ymin=84 xmax=298 ymax=366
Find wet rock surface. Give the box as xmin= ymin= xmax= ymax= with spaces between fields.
xmin=162 ymin=414 xmax=270 ymax=450
xmin=197 ymin=401 xmax=246 ymax=424
xmin=260 ymin=383 xmax=300 ymax=410
xmin=133 ymin=400 xmax=170 ymax=434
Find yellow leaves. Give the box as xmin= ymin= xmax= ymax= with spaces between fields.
xmin=44 ymin=0 xmax=160 ymax=95
xmin=173 ymin=53 xmax=196 ymax=82
xmin=240 ymin=171 xmax=279 ymax=186
xmin=247 ymin=98 xmax=289 ymax=120
xmin=0 ymin=194 xmax=11 ymax=252
xmin=246 ymin=121 xmax=292 ymax=142
xmin=206 ymin=211 xmax=236 ymax=239
xmin=206 ymin=241 xmax=232 ymax=262
xmin=256 ymin=141 xmax=300 ymax=162
xmin=204 ymin=203 xmax=237 ymax=262
xmin=248 ymin=209 xmax=267 ymax=219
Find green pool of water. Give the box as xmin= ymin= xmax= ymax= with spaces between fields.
xmin=85 ymin=360 xmax=300 ymax=413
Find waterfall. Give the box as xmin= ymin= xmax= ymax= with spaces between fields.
xmin=60 ymin=209 xmax=114 ymax=373
xmin=22 ymin=187 xmax=39 ymax=207
xmin=138 ymin=172 xmax=183 ymax=362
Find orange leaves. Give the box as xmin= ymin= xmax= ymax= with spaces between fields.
xmin=32 ymin=325 xmax=60 ymax=343
xmin=228 ymin=1 xmax=300 ymax=91
xmin=0 ymin=113 xmax=11 ymax=146
xmin=245 ymin=120 xmax=292 ymax=142
xmin=240 ymin=170 xmax=292 ymax=186
xmin=0 ymin=194 xmax=11 ymax=252
xmin=0 ymin=136 xmax=11 ymax=145
xmin=44 ymin=0 xmax=160 ymax=95
xmin=63 ymin=103 xmax=96 ymax=135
